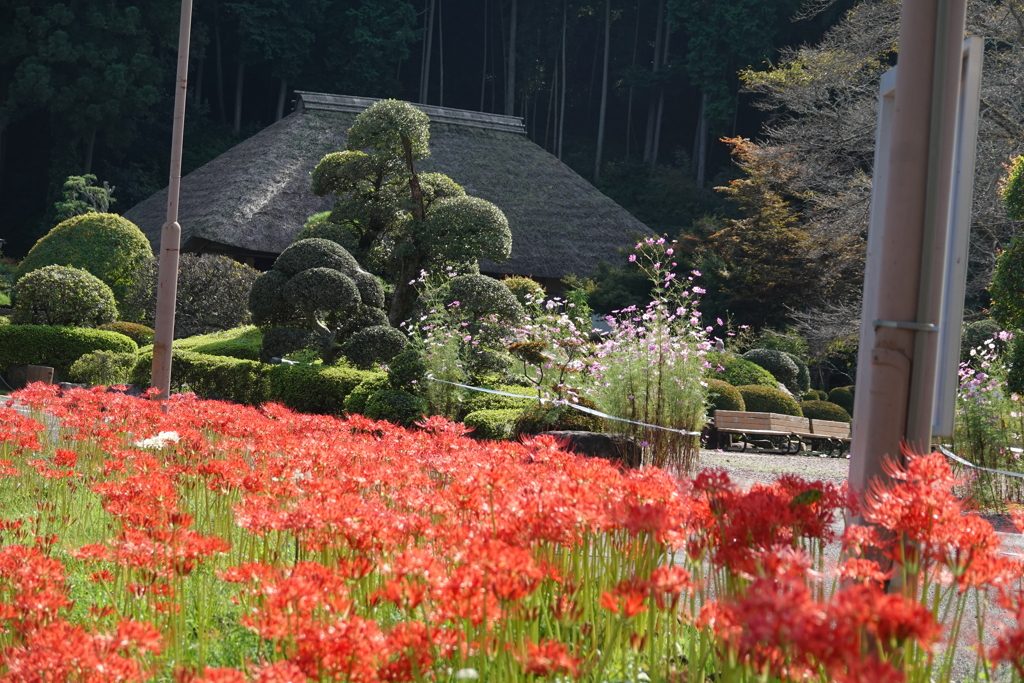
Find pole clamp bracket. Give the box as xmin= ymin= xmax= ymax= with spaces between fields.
xmin=873 ymin=319 xmax=939 ymax=332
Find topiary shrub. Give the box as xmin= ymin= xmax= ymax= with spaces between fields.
xmin=12 ymin=266 xmax=118 ymax=327
xmin=69 ymin=350 xmax=138 ymax=386
xmin=131 ymin=349 xmax=270 ymax=405
xmin=441 ymin=274 xmax=525 ymax=328
xmin=387 ymin=348 xmax=428 ymax=393
xmin=717 ymin=355 xmax=777 ymax=388
xmin=799 ymin=400 xmax=852 ymax=423
xmin=259 ymin=326 xmax=320 ymax=363
xmin=343 ymin=374 xmax=390 ymax=415
xmin=341 ymin=324 xmax=408 ymax=369
xmin=459 ymin=384 xmax=535 ymax=418
xmin=827 ymin=386 xmax=855 ymax=416
xmin=742 ymin=349 xmax=801 ymax=395
xmin=782 ymin=351 xmax=811 ymax=393
xmin=502 ymin=276 xmax=546 ymax=309
xmin=514 ymin=397 xmax=604 ymax=436
xmin=1007 ymin=335 xmax=1024 ymax=396
xmin=707 ymin=379 xmax=745 ymax=414
xmin=801 ymin=389 xmax=828 ymax=401
xmin=0 ymin=325 xmax=136 ymax=380
xmin=735 ymin=385 xmax=803 ymax=417
xmin=268 ymin=364 xmax=376 ymax=415
xmin=464 ymin=408 xmax=524 ymax=441
xmin=16 ymin=213 xmax=152 ymax=302
xmin=99 ymin=322 xmax=155 ymax=346
xmin=364 ymin=389 xmax=429 ymax=427
xmin=122 ymin=254 xmax=260 ymax=338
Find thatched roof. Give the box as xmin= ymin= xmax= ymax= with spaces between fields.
xmin=124 ymin=92 xmax=650 ymax=279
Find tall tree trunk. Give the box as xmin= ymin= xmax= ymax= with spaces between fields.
xmin=480 ymin=0 xmax=488 ymax=111
xmin=194 ymin=57 xmax=205 ymax=110
xmin=643 ymin=0 xmax=665 ymax=164
xmin=594 ymin=0 xmax=611 ymax=181
xmin=650 ymin=28 xmax=670 ymax=170
xmin=438 ymin=0 xmax=444 ymax=107
xmin=0 ymin=126 xmax=6 ymax=185
xmin=558 ymin=0 xmax=567 ymax=160
xmin=505 ymin=0 xmax=518 ymax=116
xmin=693 ymin=90 xmax=710 ymax=186
xmin=214 ymin=21 xmax=226 ymax=124
xmin=275 ymin=77 xmax=288 ymax=121
xmin=420 ymin=0 xmax=436 ymax=104
xmin=233 ymin=61 xmax=245 ymax=136
xmin=84 ymin=128 xmax=96 ymax=174
xmin=625 ymin=1 xmax=640 ymax=159
xmin=544 ymin=57 xmax=557 ymax=151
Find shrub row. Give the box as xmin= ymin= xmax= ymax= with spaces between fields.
xmin=0 ymin=325 xmax=137 ymax=379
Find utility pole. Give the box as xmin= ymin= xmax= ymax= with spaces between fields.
xmin=847 ymin=0 xmax=967 ymax=499
xmin=151 ymin=0 xmax=194 ymax=400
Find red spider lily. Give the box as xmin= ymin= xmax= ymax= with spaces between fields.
xmin=515 ymin=638 xmax=582 ymax=678
xmin=0 ymin=407 xmax=43 ymax=456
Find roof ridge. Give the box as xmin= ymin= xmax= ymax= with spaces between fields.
xmin=293 ymin=92 xmax=527 ymax=135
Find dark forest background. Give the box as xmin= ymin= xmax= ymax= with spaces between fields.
xmin=0 ymin=0 xmax=855 ymax=258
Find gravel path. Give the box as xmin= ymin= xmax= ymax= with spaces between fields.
xmin=698 ymin=448 xmax=849 ymax=489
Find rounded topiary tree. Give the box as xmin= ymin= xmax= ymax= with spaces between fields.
xmin=782 ymin=351 xmax=811 ymax=393
xmin=12 ymin=265 xmax=118 ymax=327
xmin=735 ymin=384 xmax=803 ymax=417
xmin=827 ymin=386 xmax=855 ymax=416
xmin=99 ymin=322 xmax=155 ymax=346
xmin=341 ymin=325 xmax=409 ymax=370
xmin=742 ymin=348 xmax=801 ymax=394
xmin=991 ymin=156 xmax=1024 ymax=330
xmin=250 ymin=239 xmax=393 ymax=365
xmin=17 ymin=213 xmax=152 ymax=303
xmin=502 ymin=276 xmax=546 ymax=310
xmin=798 ymin=400 xmax=852 ymax=423
xmin=707 ymin=379 xmax=745 ymax=414
xmin=718 ymin=355 xmax=777 ymax=388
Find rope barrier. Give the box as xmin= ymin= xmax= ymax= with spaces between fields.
xmin=937 ymin=444 xmax=1024 ymax=480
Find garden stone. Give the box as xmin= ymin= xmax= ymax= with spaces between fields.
xmin=540 ymin=430 xmax=642 ymax=468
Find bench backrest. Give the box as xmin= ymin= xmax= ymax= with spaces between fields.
xmin=714 ymin=410 xmax=811 ymax=434
xmin=810 ymin=419 xmax=851 ymax=439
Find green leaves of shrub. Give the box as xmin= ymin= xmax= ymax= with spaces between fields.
xmin=13 ymin=266 xmax=118 ymax=328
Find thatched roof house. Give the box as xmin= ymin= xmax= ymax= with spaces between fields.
xmin=125 ymin=93 xmax=650 ymax=281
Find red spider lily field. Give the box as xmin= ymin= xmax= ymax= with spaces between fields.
xmin=4 ymin=384 xmax=1024 ymax=682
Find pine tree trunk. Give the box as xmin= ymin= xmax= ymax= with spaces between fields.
xmin=275 ymin=77 xmax=288 ymax=121
xmin=505 ymin=0 xmax=517 ymax=116
xmin=544 ymin=57 xmax=557 ymax=151
xmin=420 ymin=0 xmax=436 ymax=104
xmin=214 ymin=21 xmax=226 ymax=124
xmin=694 ymin=91 xmax=710 ymax=186
xmin=643 ymin=0 xmax=665 ymax=164
xmin=480 ymin=0 xmax=488 ymax=111
xmin=84 ymin=128 xmax=96 ymax=174
xmin=438 ymin=0 xmax=444 ymax=107
xmin=650 ymin=28 xmax=670 ymax=170
xmin=625 ymin=1 xmax=640 ymax=159
xmin=233 ymin=61 xmax=245 ymax=136
xmin=558 ymin=0 xmax=567 ymax=160
xmin=594 ymin=0 xmax=611 ymax=181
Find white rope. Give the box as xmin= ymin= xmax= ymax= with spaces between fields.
xmin=937 ymin=444 xmax=1024 ymax=480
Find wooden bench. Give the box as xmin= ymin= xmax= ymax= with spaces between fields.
xmin=808 ymin=419 xmax=851 ymax=456
xmin=712 ymin=411 xmax=812 ymax=454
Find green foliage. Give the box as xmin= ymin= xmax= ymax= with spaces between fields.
xmin=17 ymin=213 xmax=152 ymax=303
xmin=347 ymin=99 xmax=431 ymax=161
xmin=1003 ymin=155 xmax=1024 ymax=221
xmin=799 ymin=400 xmax=852 ymax=424
xmin=514 ymin=398 xmax=604 ymax=436
xmin=53 ymin=175 xmax=116 ymax=222
xmin=961 ymin=319 xmax=1008 ymax=364
xmin=706 ymin=379 xmax=745 ymax=414
xmin=364 ymin=389 xmax=429 ymax=426
xmin=341 ymin=325 xmax=408 ymax=369
xmin=274 ymin=238 xmax=361 ymax=277
xmin=736 ymin=384 xmax=803 ymax=417
xmin=387 ymin=348 xmax=428 ymax=393
xmin=742 ymin=348 xmax=801 ymax=394
xmin=802 ymin=389 xmax=827 ymax=401
xmin=120 ymin=254 xmax=259 ymax=338
xmin=267 ymin=364 xmax=376 ymax=416
xmin=132 ymin=349 xmax=270 ymax=406
xmin=422 ymin=196 xmax=512 ymax=267
xmin=343 ymin=374 xmax=390 ymax=415
xmin=13 ymin=265 xmax=118 ymax=328
xmin=755 ymin=329 xmax=809 ymax=358
xmin=784 ymin=352 xmax=811 ymax=394
xmin=1007 ymin=335 xmax=1024 ymax=396
xmin=98 ymin=322 xmax=155 ymax=347
xmin=441 ymin=275 xmax=525 ymax=329
xmin=175 ymin=327 xmax=264 ymax=362
xmin=463 ymin=408 xmax=524 ymax=441
xmin=69 ymin=350 xmax=137 ymax=386
xmin=0 ymin=325 xmax=137 ymax=378
xmin=715 ymin=354 xmax=777 ymax=388
xmin=827 ymin=386 xmax=855 ymax=416
xmin=459 ymin=385 xmax=535 ymax=418
xmin=991 ymin=234 xmax=1024 ymax=331
xmin=502 ymin=276 xmax=546 ymax=310
xmin=258 ymin=326 xmax=320 ymax=363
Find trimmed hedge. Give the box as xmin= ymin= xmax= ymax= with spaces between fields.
xmin=99 ymin=322 xmax=155 ymax=346
xmin=464 ymin=408 xmax=524 ymax=441
xmin=707 ymin=379 xmax=745 ymax=414
xmin=364 ymin=389 xmax=429 ymax=426
xmin=268 ymin=364 xmax=375 ymax=415
xmin=514 ymin=398 xmax=604 ymax=436
xmin=69 ymin=351 xmax=138 ymax=386
xmin=717 ymin=355 xmax=777 ymax=388
xmin=801 ymin=389 xmax=828 ymax=401
xmin=799 ymin=400 xmax=852 ymax=424
xmin=735 ymin=385 xmax=803 ymax=417
xmin=742 ymin=349 xmax=801 ymax=394
xmin=176 ymin=327 xmax=263 ymax=361
xmin=0 ymin=325 xmax=137 ymax=378
xmin=13 ymin=265 xmax=118 ymax=328
xmin=827 ymin=386 xmax=855 ymax=416
xmin=343 ymin=374 xmax=390 ymax=415
xmin=783 ymin=351 xmax=811 ymax=394
xmin=459 ymin=384 xmax=536 ymax=417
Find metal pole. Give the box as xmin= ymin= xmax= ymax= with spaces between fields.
xmin=151 ymin=0 xmax=194 ymax=400
xmin=847 ymin=0 xmax=967 ymax=498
